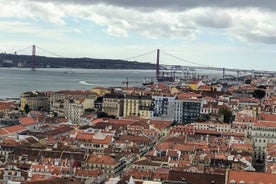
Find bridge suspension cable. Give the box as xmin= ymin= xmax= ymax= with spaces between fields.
xmin=36 ymin=46 xmax=64 ymax=57
xmin=14 ymin=45 xmax=32 ymax=54
xmin=123 ymin=49 xmax=156 ymax=61
xmin=161 ymin=50 xmax=210 ymax=67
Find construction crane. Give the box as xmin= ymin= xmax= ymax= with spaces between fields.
xmin=122 ymin=78 xmax=140 ymax=88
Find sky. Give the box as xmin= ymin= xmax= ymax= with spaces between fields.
xmin=1 ymin=0 xmax=276 ymax=71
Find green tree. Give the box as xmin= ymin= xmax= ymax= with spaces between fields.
xmin=97 ymin=111 xmax=108 ymax=118
xmin=253 ymin=89 xmax=266 ymax=100
xmin=24 ymin=104 xmax=31 ymax=114
xmin=219 ymin=107 xmax=233 ymax=123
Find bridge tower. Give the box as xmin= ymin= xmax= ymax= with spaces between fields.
xmin=156 ymin=49 xmax=160 ymax=78
xmin=222 ymin=68 xmax=225 ymax=79
xmin=31 ymin=45 xmax=36 ymax=71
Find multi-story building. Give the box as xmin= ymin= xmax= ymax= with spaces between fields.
xmin=138 ymin=95 xmax=153 ymax=118
xmin=20 ymin=91 xmax=49 ymax=112
xmin=250 ymin=121 xmax=276 ymax=170
xmin=152 ymin=95 xmax=175 ymax=119
xmin=174 ymin=99 xmax=202 ymax=124
xmin=85 ymin=154 xmax=125 ymax=177
xmin=75 ymin=132 xmax=113 ymax=153
xmin=64 ymin=98 xmax=85 ymax=122
xmin=123 ymin=95 xmax=139 ymax=116
xmin=49 ymin=90 xmax=97 ymax=115
xmin=123 ymin=95 xmax=153 ymax=117
xmin=102 ymin=93 xmax=124 ymax=117
xmin=192 ymin=121 xmax=231 ymax=133
xmin=265 ymin=143 xmax=276 ymax=174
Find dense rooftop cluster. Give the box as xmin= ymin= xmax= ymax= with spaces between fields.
xmin=0 ymin=76 xmax=276 ymax=183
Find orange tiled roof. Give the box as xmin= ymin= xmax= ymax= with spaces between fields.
xmin=157 ymin=142 xmax=194 ymax=152
xmin=197 ymin=85 xmax=212 ymax=91
xmin=91 ymin=118 xmax=108 ymax=125
xmin=188 ymin=80 xmax=202 ymax=85
xmin=150 ymin=120 xmax=172 ymax=130
xmin=76 ymin=132 xmax=112 ymax=144
xmin=0 ymin=102 xmax=15 ymax=110
xmin=75 ymin=168 xmax=103 ymax=177
xmin=19 ymin=116 xmax=36 ymax=126
xmin=87 ymin=154 xmax=117 ymax=165
xmin=108 ymin=119 xmax=136 ymax=125
xmin=0 ymin=125 xmax=25 ymax=135
xmin=259 ymin=113 xmax=276 ymax=122
xmin=228 ymin=170 xmax=276 ymax=184
xmin=231 ymin=143 xmax=253 ymax=151
xmin=177 ymin=92 xmax=201 ymax=100
xmin=254 ymin=121 xmax=276 ymax=128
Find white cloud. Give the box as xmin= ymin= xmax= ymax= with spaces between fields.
xmin=1 ymin=0 xmax=276 ymax=45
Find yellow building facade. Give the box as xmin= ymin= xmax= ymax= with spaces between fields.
xmin=102 ymin=93 xmax=124 ymax=117
xmin=20 ymin=91 xmax=49 ymax=112
xmin=123 ymin=95 xmax=153 ymax=118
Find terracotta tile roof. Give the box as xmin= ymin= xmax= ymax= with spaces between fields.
xmin=238 ymin=97 xmax=259 ymax=103
xmin=195 ymin=129 xmax=220 ymax=135
xmin=164 ymin=136 xmax=186 ymax=144
xmin=133 ymin=158 xmax=161 ymax=167
xmin=19 ymin=116 xmax=36 ymax=126
xmin=75 ymin=168 xmax=103 ymax=177
xmin=0 ymin=137 xmax=18 ymax=146
xmin=87 ymin=154 xmax=117 ymax=165
xmin=120 ymin=116 xmax=148 ymax=121
xmin=198 ymin=85 xmax=212 ymax=91
xmin=214 ymin=154 xmax=228 ymax=160
xmin=228 ymin=170 xmax=276 ymax=184
xmin=266 ymin=143 xmax=276 ymax=158
xmin=230 ymin=143 xmax=253 ymax=152
xmin=57 ymin=117 xmax=70 ymax=123
xmin=169 ymin=160 xmax=191 ymax=167
xmin=167 ymin=170 xmax=225 ymax=184
xmin=0 ymin=102 xmax=16 ymax=110
xmin=0 ymin=128 xmax=9 ymax=135
xmin=188 ymin=80 xmax=202 ymax=85
xmin=91 ymin=118 xmax=108 ymax=125
xmin=0 ymin=125 xmax=25 ymax=135
xmin=76 ymin=132 xmax=112 ymax=144
xmin=108 ymin=118 xmax=136 ymax=125
xmin=177 ymin=92 xmax=201 ymax=100
xmin=150 ymin=120 xmax=172 ymax=130
xmin=157 ymin=142 xmax=194 ymax=152
xmin=24 ymin=175 xmax=82 ymax=183
xmin=55 ymin=90 xmax=91 ymax=96
xmin=259 ymin=113 xmax=276 ymax=122
xmin=254 ymin=121 xmax=276 ymax=128
xmin=76 ymin=132 xmax=93 ymax=140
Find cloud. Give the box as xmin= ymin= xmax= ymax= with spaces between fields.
xmin=1 ymin=0 xmax=276 ymax=44
xmin=0 ymin=20 xmax=72 ymax=41
xmin=30 ymin=0 xmax=276 ymax=11
xmin=190 ymin=8 xmax=232 ymax=29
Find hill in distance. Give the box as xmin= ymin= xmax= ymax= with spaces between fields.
xmin=0 ymin=54 xmax=156 ymax=70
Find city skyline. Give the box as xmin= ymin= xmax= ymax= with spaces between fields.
xmin=1 ymin=0 xmax=276 ymax=70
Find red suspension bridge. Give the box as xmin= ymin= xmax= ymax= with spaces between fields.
xmin=10 ymin=45 xmax=276 ymax=79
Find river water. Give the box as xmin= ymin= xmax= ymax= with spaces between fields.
xmin=0 ymin=67 xmax=226 ymax=98
xmin=0 ymin=68 xmax=157 ymax=98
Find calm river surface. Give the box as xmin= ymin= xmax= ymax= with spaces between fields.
xmin=0 ymin=68 xmax=156 ymax=98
